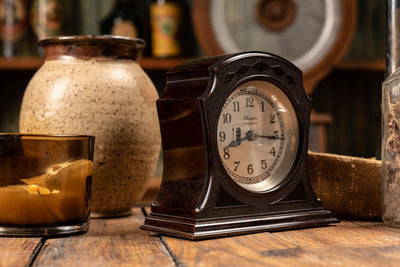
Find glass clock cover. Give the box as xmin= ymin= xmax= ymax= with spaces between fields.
xmin=217 ymin=80 xmax=299 ymax=192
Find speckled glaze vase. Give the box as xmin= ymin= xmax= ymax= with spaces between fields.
xmin=19 ymin=35 xmax=161 ymax=217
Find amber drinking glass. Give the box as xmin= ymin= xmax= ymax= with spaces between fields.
xmin=0 ymin=134 xmax=94 ymax=237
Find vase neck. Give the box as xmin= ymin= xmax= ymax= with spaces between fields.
xmin=39 ymin=35 xmax=145 ymax=61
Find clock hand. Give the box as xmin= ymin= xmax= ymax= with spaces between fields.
xmin=225 ymin=130 xmax=255 ymax=148
xmin=225 ymin=140 xmax=240 ymax=148
xmin=225 ymin=135 xmax=248 ymax=148
xmin=225 ymin=131 xmax=285 ymax=148
xmin=256 ymin=134 xmax=286 ymax=140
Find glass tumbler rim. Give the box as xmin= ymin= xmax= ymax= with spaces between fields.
xmin=0 ymin=133 xmax=95 ymax=140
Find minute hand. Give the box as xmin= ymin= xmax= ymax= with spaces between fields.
xmin=257 ymin=134 xmax=286 ymax=140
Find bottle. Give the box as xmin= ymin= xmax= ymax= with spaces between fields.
xmin=150 ymin=0 xmax=181 ymax=58
xmin=382 ymin=0 xmax=400 ymax=226
xmin=29 ymin=0 xmax=64 ymax=56
xmin=101 ymin=0 xmax=150 ymax=55
xmin=0 ymin=0 xmax=29 ymax=57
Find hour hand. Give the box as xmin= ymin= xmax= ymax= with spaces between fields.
xmin=225 ymin=140 xmax=241 ymax=148
xmin=225 ymin=135 xmax=248 ymax=148
xmin=224 ymin=130 xmax=254 ymax=148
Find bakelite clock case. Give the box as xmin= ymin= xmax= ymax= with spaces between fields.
xmin=141 ymin=52 xmax=337 ymax=240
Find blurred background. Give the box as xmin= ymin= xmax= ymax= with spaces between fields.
xmin=0 ymin=0 xmax=384 ymax=158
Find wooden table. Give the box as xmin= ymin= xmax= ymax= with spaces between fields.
xmin=2 ymin=207 xmax=400 ymax=267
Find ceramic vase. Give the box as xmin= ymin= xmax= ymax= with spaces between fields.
xmin=19 ymin=35 xmax=161 ymax=217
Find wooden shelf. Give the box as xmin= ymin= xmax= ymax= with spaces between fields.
xmin=139 ymin=57 xmax=192 ymax=70
xmin=0 ymin=57 xmax=385 ymax=73
xmin=0 ymin=57 xmax=192 ymax=71
xmin=0 ymin=57 xmax=44 ymax=70
xmin=336 ymin=59 xmax=385 ymax=72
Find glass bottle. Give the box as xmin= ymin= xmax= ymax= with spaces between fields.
xmin=102 ymin=0 xmax=139 ymax=38
xmin=382 ymin=70 xmax=400 ymax=226
xmin=30 ymin=0 xmax=64 ymax=39
xmin=29 ymin=0 xmax=64 ymax=56
xmin=150 ymin=0 xmax=181 ymax=58
xmin=0 ymin=0 xmax=29 ymax=57
xmin=382 ymin=0 xmax=400 ymax=226
xmin=101 ymin=0 xmax=150 ymax=55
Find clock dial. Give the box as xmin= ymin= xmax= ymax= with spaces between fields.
xmin=217 ymin=80 xmax=299 ymax=192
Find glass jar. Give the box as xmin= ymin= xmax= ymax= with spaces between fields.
xmin=0 ymin=133 xmax=94 ymax=237
xmin=382 ymin=68 xmax=400 ymax=226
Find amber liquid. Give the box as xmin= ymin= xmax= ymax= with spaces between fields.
xmin=0 ymin=160 xmax=92 ymax=226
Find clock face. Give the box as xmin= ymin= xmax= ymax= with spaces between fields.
xmin=216 ymin=80 xmax=299 ymax=192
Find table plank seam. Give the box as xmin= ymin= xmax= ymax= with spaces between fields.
xmin=25 ymin=238 xmax=45 ymax=267
xmin=140 ymin=206 xmax=183 ymax=266
xmin=160 ymin=235 xmax=185 ymax=267
xmin=140 ymin=206 xmax=149 ymax=217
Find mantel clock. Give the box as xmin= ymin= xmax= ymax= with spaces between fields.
xmin=141 ymin=52 xmax=338 ymax=240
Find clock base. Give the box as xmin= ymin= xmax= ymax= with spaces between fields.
xmin=141 ymin=208 xmax=338 ymax=240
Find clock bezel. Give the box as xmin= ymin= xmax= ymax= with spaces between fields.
xmin=214 ymin=78 xmax=301 ymax=193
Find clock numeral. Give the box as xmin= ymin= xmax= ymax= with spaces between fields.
xmin=247 ymin=164 xmax=254 ymax=175
xmin=270 ymin=114 xmax=275 ymax=123
xmin=261 ymin=102 xmax=265 ymax=112
xmin=224 ymin=148 xmax=230 ymax=160
xmin=261 ymin=159 xmax=267 ymax=169
xmin=233 ymin=101 xmax=240 ymax=112
xmin=270 ymin=147 xmax=276 ymax=156
xmin=219 ymin=131 xmax=226 ymax=142
xmin=246 ymin=97 xmax=254 ymax=108
xmin=223 ymin=113 xmax=232 ymax=123
xmin=273 ymin=130 xmax=279 ymax=138
xmin=234 ymin=161 xmax=240 ymax=171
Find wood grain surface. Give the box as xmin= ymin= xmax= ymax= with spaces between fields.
xmin=2 ymin=208 xmax=400 ymax=266
xmin=0 ymin=238 xmax=42 ymax=267
xmin=32 ymin=209 xmax=174 ymax=267
xmin=163 ymin=232 xmax=299 ymax=266
xmin=163 ymin=221 xmax=400 ymax=267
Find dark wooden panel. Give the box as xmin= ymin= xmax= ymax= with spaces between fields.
xmin=311 ymin=69 xmax=383 ymax=158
